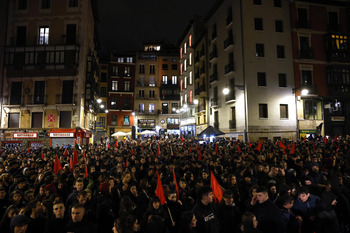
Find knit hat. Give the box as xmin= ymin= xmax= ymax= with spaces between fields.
xmin=10 ymin=215 xmax=28 ymax=231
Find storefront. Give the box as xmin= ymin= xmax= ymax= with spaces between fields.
xmin=49 ymin=128 xmax=93 ymax=147
xmin=2 ymin=132 xmax=45 ymax=149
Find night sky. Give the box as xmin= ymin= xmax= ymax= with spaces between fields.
xmin=97 ymin=0 xmax=215 ymax=53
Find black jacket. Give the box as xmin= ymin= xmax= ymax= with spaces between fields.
xmin=193 ymin=201 xmax=220 ymax=233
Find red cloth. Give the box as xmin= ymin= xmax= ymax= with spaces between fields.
xmin=63 ymin=148 xmax=68 ymax=157
xmin=156 ymin=144 xmax=160 ymax=155
xmin=237 ymin=145 xmax=242 ymax=154
xmin=130 ymin=148 xmax=134 ymax=155
xmin=291 ymin=142 xmax=295 ymax=155
xmin=256 ymin=141 xmax=262 ymax=151
xmin=198 ymin=149 xmax=202 ymax=161
xmin=210 ymin=171 xmax=223 ymax=204
xmin=72 ymin=147 xmax=79 ymax=166
xmin=323 ymin=137 xmax=328 ymax=144
xmin=99 ymin=182 xmax=110 ymax=195
xmin=173 ymin=169 xmax=179 ymax=198
xmin=215 ymin=143 xmax=218 ymax=155
xmin=114 ymin=141 xmax=118 ymax=147
xmin=53 ymin=155 xmax=62 ymax=174
xmin=279 ymin=141 xmax=286 ymax=149
xmin=41 ymin=150 xmax=44 ymax=159
xmin=156 ymin=171 xmax=166 ymax=205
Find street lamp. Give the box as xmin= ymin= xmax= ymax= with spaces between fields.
xmin=100 ymin=104 xmax=104 ymax=109
xmin=97 ymin=98 xmax=102 ymax=104
xmin=193 ymin=99 xmax=199 ymax=105
xmin=301 ymin=88 xmax=309 ymax=96
xmin=223 ymin=87 xmax=230 ymax=95
xmin=105 ymin=109 xmax=109 ymax=113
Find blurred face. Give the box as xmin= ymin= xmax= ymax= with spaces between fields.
xmin=71 ymin=207 xmax=85 ymax=222
xmin=179 ymin=181 xmax=186 ymax=189
xmin=74 ymin=182 xmax=84 ymax=191
xmin=8 ymin=209 xmax=17 ymax=218
xmin=190 ymin=215 xmax=197 ymax=228
xmin=202 ymin=172 xmax=208 ymax=180
xmin=256 ymin=192 xmax=269 ymax=203
xmin=0 ymin=190 xmax=6 ymax=199
xmin=77 ymin=195 xmax=87 ymax=205
xmin=203 ymin=192 xmax=213 ymax=204
xmin=223 ymin=195 xmax=234 ymax=206
xmin=252 ymin=216 xmax=258 ymax=229
xmin=230 ymin=176 xmax=237 ymax=185
xmin=152 ymin=201 xmax=160 ymax=209
xmin=168 ymin=193 xmax=177 ymax=202
xmin=130 ymin=186 xmax=137 ymax=196
xmin=53 ymin=203 xmax=65 ymax=219
xmin=14 ymin=224 xmax=28 ymax=233
xmin=299 ymin=193 xmax=310 ymax=203
xmin=283 ymin=201 xmax=294 ymax=210
xmin=13 ymin=194 xmax=22 ymax=203
xmin=132 ymin=219 xmax=140 ymax=232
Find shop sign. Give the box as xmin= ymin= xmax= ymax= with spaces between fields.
xmin=331 ymin=116 xmax=345 ymax=121
xmin=48 ymin=114 xmax=55 ymax=122
xmin=13 ymin=132 xmax=38 ymax=138
xmin=49 ymin=133 xmax=74 ymax=137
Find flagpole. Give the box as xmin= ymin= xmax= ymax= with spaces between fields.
xmin=166 ymin=205 xmax=175 ymax=226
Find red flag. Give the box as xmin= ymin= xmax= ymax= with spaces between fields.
xmin=142 ymin=145 xmax=144 ymax=151
xmin=173 ymin=169 xmax=179 ymax=198
xmin=114 ymin=141 xmax=118 ymax=148
xmin=27 ymin=147 xmax=31 ymax=154
xmin=237 ymin=145 xmax=242 ymax=154
xmin=337 ymin=144 xmax=340 ymax=151
xmin=313 ymin=143 xmax=316 ymax=151
xmin=279 ymin=141 xmax=286 ymax=149
xmin=72 ymin=147 xmax=79 ymax=166
xmin=323 ymin=137 xmax=328 ymax=144
xmin=170 ymin=146 xmax=173 ymax=156
xmin=156 ymin=144 xmax=160 ymax=155
xmin=63 ymin=148 xmax=68 ymax=157
xmin=303 ymin=137 xmax=306 ymax=142
xmin=69 ymin=156 xmax=73 ymax=172
xmin=249 ymin=143 xmax=252 ymax=148
xmin=130 ymin=148 xmax=134 ymax=155
xmin=189 ymin=145 xmax=192 ymax=153
xmin=53 ymin=155 xmax=62 ymax=174
xmin=108 ymin=144 xmax=110 ymax=150
xmin=215 ymin=143 xmax=218 ymax=155
xmin=287 ymin=143 xmax=290 ymax=150
xmin=256 ymin=141 xmax=262 ymax=151
xmin=291 ymin=142 xmax=295 ymax=155
xmin=126 ymin=158 xmax=129 ymax=168
xmin=74 ymin=139 xmax=78 ymax=145
xmin=210 ymin=171 xmax=223 ymax=204
xmin=197 ymin=143 xmax=199 ymax=149
xmin=137 ymin=141 xmax=139 ymax=146
xmin=41 ymin=150 xmax=44 ymax=159
xmin=83 ymin=151 xmax=88 ymax=178
xmin=184 ymin=143 xmax=186 ymax=148
xmin=334 ymin=136 xmax=338 ymax=142
xmin=156 ymin=171 xmax=166 ymax=205
xmin=181 ymin=137 xmax=184 ymax=143
xmin=198 ymin=149 xmax=202 ymax=161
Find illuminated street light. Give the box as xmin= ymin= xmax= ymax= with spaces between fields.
xmin=97 ymin=98 xmax=102 ymax=104
xmin=100 ymin=104 xmax=104 ymax=108
xmin=172 ymin=108 xmax=176 ymax=111
xmin=176 ymin=109 xmax=180 ymax=113
xmin=183 ymin=104 xmax=188 ymax=109
xmin=193 ymin=99 xmax=199 ymax=105
xmin=223 ymin=87 xmax=230 ymax=95
xmin=105 ymin=110 xmax=109 ymax=113
xmin=301 ymin=89 xmax=309 ymax=96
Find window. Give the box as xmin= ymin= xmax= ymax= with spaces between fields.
xmin=66 ymin=24 xmax=76 ymax=44
xmin=124 ymin=67 xmax=130 ymax=76
xmin=149 ymin=77 xmax=155 ymax=87
xmin=275 ymin=20 xmax=283 ymax=32
xmin=184 ymin=77 xmax=187 ymax=89
xmin=190 ymin=90 xmax=193 ymax=103
xmin=18 ymin=0 xmax=27 ymax=10
xmin=256 ymin=43 xmax=265 ymax=57
xmin=124 ymin=81 xmax=130 ymax=91
xmin=180 ymin=48 xmax=183 ymax=59
xmin=123 ymin=98 xmax=130 ymax=109
xmin=189 ymin=53 xmax=192 ymax=65
xmin=8 ymin=113 xmax=20 ymax=128
xmin=34 ymin=81 xmax=45 ymax=104
xmin=126 ymin=57 xmax=133 ymax=63
xmin=184 ymin=94 xmax=187 ymax=104
xmin=162 ymin=103 xmax=168 ymax=114
xmin=139 ymin=90 xmax=144 ymax=98
xmin=162 ymin=64 xmax=168 ymax=70
xmin=38 ymin=26 xmax=49 ymax=45
xmin=297 ymin=8 xmax=309 ymax=28
xmin=304 ymin=100 xmax=322 ymax=120
xmin=171 ymin=103 xmax=178 ymax=113
xmin=277 ymin=45 xmax=285 ymax=58
xmin=98 ymin=117 xmax=105 ymax=128
xmin=150 ymin=64 xmax=155 ymax=74
xmin=110 ymin=97 xmax=118 ymax=109
xmin=16 ymin=26 xmax=26 ymax=46
xmin=328 ymin=12 xmax=339 ymax=31
xmin=149 ymin=104 xmax=155 ymax=113
xmin=100 ymin=72 xmax=107 ymax=82
xmin=184 ymin=43 xmax=187 ymax=54
xmin=10 ymin=82 xmax=22 ymax=105
xmin=180 ymin=80 xmax=183 ymax=92
xmin=139 ymin=64 xmax=145 ymax=74
xmin=62 ymin=80 xmax=73 ymax=104
xmin=278 ymin=73 xmax=287 ymax=87
xmin=149 ymin=90 xmax=155 ymax=98
xmin=184 ymin=59 xmax=187 ymax=71
xmin=172 ymin=64 xmax=177 ymax=70
xmin=112 ymin=81 xmax=118 ymax=91
xmin=112 ymin=66 xmax=118 ymax=75
xmin=117 ymin=57 xmax=124 ymax=63
xmin=254 ymin=18 xmax=263 ymax=30
xmin=69 ymin=0 xmax=78 ymax=7
xmin=162 ymin=75 xmax=167 ymax=84
xmin=100 ymin=87 xmax=107 ymax=97
xmin=59 ymin=111 xmax=71 ymax=128
xmin=32 ymin=112 xmax=43 ymax=128
xmin=189 ymin=72 xmax=193 ymax=84
xmin=280 ymin=104 xmax=288 ymax=119
xmin=302 ymin=70 xmax=313 ymax=85
xmin=180 ymin=95 xmax=183 ymax=106
xmin=189 ymin=35 xmax=192 ymax=47
xmin=41 ymin=0 xmax=50 ymax=9
xmin=111 ymin=115 xmax=117 ymax=126
xmin=254 ymin=0 xmax=261 ymax=5
xmin=259 ymin=104 xmax=268 ymax=118
xmin=172 ymin=76 xmax=177 ymax=84
xmin=274 ymin=0 xmax=281 ymax=7
xmin=124 ymin=116 xmax=130 ymax=125
xmin=139 ymin=104 xmax=144 ymax=113
xmin=257 ymin=72 xmax=266 ymax=86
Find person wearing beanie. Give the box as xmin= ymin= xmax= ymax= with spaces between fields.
xmin=10 ymin=214 xmax=28 ymax=233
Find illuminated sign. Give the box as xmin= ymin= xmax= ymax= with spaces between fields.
xmin=49 ymin=133 xmax=74 ymax=137
xmin=13 ymin=132 xmax=38 ymax=138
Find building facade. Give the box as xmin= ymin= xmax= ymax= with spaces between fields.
xmin=291 ymin=0 xmax=350 ymax=138
xmin=1 ymin=0 xmax=99 ymax=147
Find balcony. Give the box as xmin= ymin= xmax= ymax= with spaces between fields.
xmin=210 ymin=72 xmax=218 ymax=83
xmin=27 ymin=95 xmax=48 ymax=105
xmin=200 ymin=67 xmax=205 ymax=75
xmin=226 ymin=15 xmax=233 ymax=27
xmin=136 ymin=81 xmax=148 ymax=87
xmin=225 ymin=63 xmax=235 ymax=75
xmin=211 ymin=32 xmax=217 ymax=41
xmin=121 ymin=121 xmax=130 ymax=126
xmin=224 ymin=37 xmax=234 ymax=51
xmin=200 ymin=49 xmax=205 ymax=58
xmin=296 ymin=20 xmax=311 ymax=29
xmin=195 ymin=85 xmax=205 ymax=96
xmin=299 ymin=47 xmax=314 ymax=59
xmin=209 ymin=50 xmax=218 ymax=62
xmin=229 ymin=120 xmax=236 ymax=129
xmin=211 ymin=97 xmax=219 ymax=107
xmin=160 ymin=83 xmax=179 ymax=89
xmin=56 ymin=94 xmax=77 ymax=105
xmin=195 ymin=72 xmax=200 ymax=80
xmin=197 ymin=104 xmax=206 ymax=112
xmin=300 ymin=84 xmax=318 ymax=96
xmin=5 ymin=44 xmax=79 ymax=77
xmin=167 ymin=124 xmax=180 ymax=129
xmin=325 ymin=33 xmax=350 ymax=62
xmin=161 ymin=95 xmax=180 ymax=100
xmin=225 ymin=91 xmax=235 ymax=102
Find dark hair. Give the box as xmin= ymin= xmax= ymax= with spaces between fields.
xmin=256 ymin=186 xmax=269 ymax=194
xmin=196 ymin=185 xmax=212 ymax=200
xmin=71 ymin=203 xmax=85 ymax=210
xmin=241 ymin=212 xmax=256 ymax=233
xmin=178 ymin=211 xmax=195 ymax=233
xmin=298 ymin=186 xmax=310 ymax=195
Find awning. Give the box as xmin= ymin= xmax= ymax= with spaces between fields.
xmin=49 ymin=129 xmax=76 ymax=138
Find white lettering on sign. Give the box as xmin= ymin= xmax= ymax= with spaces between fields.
xmin=49 ymin=133 xmax=74 ymax=137
xmin=13 ymin=132 xmax=38 ymax=138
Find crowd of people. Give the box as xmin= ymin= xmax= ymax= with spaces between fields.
xmin=0 ymin=135 xmax=349 ymax=233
